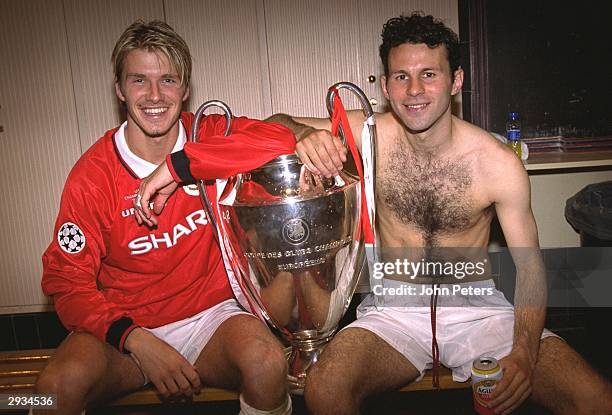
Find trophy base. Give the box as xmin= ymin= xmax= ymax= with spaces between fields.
xmin=285 ymin=330 xmax=335 ymax=393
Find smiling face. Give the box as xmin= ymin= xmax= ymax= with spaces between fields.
xmin=382 ymin=43 xmax=462 ymax=135
xmin=115 ymin=48 xmax=189 ymax=142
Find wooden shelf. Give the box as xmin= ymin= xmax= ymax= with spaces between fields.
xmin=524 ymin=151 xmax=612 ymax=171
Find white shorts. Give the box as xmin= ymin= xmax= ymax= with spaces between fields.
xmin=347 ymin=279 xmax=558 ymax=382
xmin=145 ymin=299 xmax=250 ymax=365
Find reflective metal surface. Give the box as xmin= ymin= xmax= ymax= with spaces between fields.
xmin=205 ymin=83 xmax=377 ymax=390
xmin=217 ymin=154 xmax=364 ymax=389
xmin=190 ymin=100 xmax=233 ymax=232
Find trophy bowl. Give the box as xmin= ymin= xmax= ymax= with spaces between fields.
xmin=217 ymin=154 xmax=365 ymax=390
xmin=192 ymin=83 xmax=377 ymax=391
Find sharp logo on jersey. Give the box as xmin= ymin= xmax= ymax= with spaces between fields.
xmin=57 ymin=222 xmax=86 ymax=254
xmin=128 ymin=209 xmax=208 ymax=255
xmin=182 ymin=184 xmax=200 ymax=197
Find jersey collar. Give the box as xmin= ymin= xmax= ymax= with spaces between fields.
xmin=113 ymin=121 xmax=186 ymax=179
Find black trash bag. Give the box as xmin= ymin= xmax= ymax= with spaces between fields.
xmin=565 ymin=181 xmax=612 ymax=377
xmin=565 ymin=181 xmax=612 ymax=245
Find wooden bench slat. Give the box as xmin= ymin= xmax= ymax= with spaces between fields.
xmin=0 ymin=377 xmax=37 ymax=391
xmin=0 ymin=349 xmax=54 ymax=362
xmin=400 ymin=371 xmax=470 ymax=391
xmin=112 ymin=387 xmax=239 ymax=405
xmin=0 ymin=362 xmax=49 ymax=377
xmin=0 ymin=349 xmax=470 ymax=406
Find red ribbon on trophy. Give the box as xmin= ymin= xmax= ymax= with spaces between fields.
xmin=329 ymin=88 xmax=376 ymax=245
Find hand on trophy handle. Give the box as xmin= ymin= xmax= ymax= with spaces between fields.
xmin=134 ymin=161 xmax=178 ymax=228
xmin=298 ymin=165 xmax=326 ymax=195
xmin=294 ymin=129 xmax=346 ymax=178
xmin=327 ymin=82 xmax=379 ymax=268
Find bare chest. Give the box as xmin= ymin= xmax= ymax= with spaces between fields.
xmin=378 ymin=147 xmax=485 ymax=244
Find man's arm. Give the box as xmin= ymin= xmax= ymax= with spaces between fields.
xmin=43 ymin=178 xmax=138 ymax=349
xmin=265 ymin=113 xmax=325 ymax=141
xmin=43 ymin=169 xmax=201 ymax=398
xmin=267 ymin=111 xmax=367 ymax=177
xmin=487 ymin=150 xmax=547 ymax=414
xmin=135 ymin=115 xmax=295 ymax=226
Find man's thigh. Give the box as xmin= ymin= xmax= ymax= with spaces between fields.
xmin=531 ymin=336 xmax=611 ymax=412
xmin=311 ymin=327 xmax=421 ymax=395
xmin=40 ymin=332 xmax=145 ymax=403
xmin=193 ymin=313 xmax=283 ymax=389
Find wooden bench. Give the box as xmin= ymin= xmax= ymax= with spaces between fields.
xmin=0 ymin=348 xmax=469 ymax=407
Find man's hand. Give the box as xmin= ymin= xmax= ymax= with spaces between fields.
xmin=488 ymin=346 xmax=536 ymax=414
xmin=295 ymin=129 xmax=347 ymax=178
xmin=134 ymin=161 xmax=178 ymax=227
xmin=124 ymin=328 xmax=201 ymax=399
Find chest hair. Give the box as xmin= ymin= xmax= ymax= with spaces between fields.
xmin=381 ymin=145 xmax=473 ymax=244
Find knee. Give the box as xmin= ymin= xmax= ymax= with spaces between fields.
xmin=35 ymin=359 xmax=93 ymax=401
xmin=239 ymin=338 xmax=287 ymax=388
xmin=35 ymin=366 xmax=61 ymax=396
xmin=304 ymin=361 xmax=360 ymax=415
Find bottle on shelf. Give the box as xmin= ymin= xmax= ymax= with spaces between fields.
xmin=506 ymin=111 xmax=522 ymax=158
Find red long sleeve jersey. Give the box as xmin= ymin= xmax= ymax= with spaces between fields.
xmin=42 ymin=112 xmax=295 ymax=350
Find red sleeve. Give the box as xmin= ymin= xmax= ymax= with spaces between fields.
xmin=41 ymin=155 xmax=136 ymax=351
xmin=167 ymin=114 xmax=296 ymax=182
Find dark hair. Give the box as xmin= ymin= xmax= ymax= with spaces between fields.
xmin=112 ymin=20 xmax=192 ymax=88
xmin=379 ymin=12 xmax=460 ymax=76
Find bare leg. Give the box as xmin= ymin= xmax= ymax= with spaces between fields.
xmin=34 ymin=332 xmax=145 ymax=415
xmin=194 ymin=314 xmax=288 ymax=411
xmin=531 ymin=336 xmax=612 ymax=415
xmin=304 ymin=327 xmax=420 ymax=415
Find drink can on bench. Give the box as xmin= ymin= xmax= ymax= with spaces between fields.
xmin=471 ymin=356 xmax=502 ymax=415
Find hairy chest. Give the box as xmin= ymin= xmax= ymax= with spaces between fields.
xmin=379 ymin=148 xmax=479 ymax=242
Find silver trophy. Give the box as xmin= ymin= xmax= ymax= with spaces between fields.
xmin=192 ymin=83 xmax=376 ymax=390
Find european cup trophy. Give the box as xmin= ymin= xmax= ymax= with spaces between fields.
xmin=192 ymin=83 xmax=377 ymax=390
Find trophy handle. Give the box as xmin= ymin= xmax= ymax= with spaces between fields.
xmin=325 ymin=82 xmax=378 ymax=249
xmin=190 ymin=100 xmax=233 ymax=232
xmin=326 ymin=82 xmax=375 ymax=119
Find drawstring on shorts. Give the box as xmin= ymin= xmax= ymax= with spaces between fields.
xmin=430 ymin=282 xmax=440 ymax=389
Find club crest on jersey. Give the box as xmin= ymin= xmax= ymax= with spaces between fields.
xmin=57 ymin=222 xmax=86 ymax=254
xmin=182 ymin=184 xmax=200 ymax=197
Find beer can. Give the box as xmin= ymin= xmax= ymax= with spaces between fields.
xmin=471 ymin=356 xmax=503 ymax=415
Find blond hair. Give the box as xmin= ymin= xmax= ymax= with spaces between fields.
xmin=111 ymin=20 xmax=192 ymax=87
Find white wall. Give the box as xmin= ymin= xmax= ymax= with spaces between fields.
xmin=0 ymin=0 xmax=460 ymax=313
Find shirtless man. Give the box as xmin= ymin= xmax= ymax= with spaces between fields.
xmin=266 ymin=12 xmax=612 ymax=415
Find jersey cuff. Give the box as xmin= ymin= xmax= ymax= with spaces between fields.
xmin=106 ymin=317 xmax=137 ymax=353
xmin=168 ymin=151 xmax=195 ymax=183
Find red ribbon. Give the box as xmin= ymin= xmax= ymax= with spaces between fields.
xmin=329 ymin=88 xmax=375 ymax=244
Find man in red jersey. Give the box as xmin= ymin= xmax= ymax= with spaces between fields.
xmin=36 ymin=20 xmax=294 ymax=415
